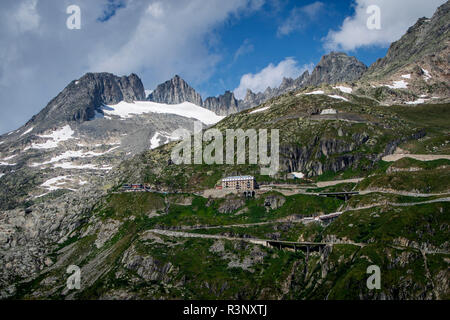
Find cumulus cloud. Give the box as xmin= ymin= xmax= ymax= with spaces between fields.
xmin=277 ymin=1 xmax=324 ymax=37
xmin=324 ymin=0 xmax=446 ymax=51
xmin=90 ymin=0 xmax=265 ymax=84
xmin=234 ymin=58 xmax=313 ymax=99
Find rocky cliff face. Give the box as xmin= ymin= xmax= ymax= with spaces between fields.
xmin=147 ymin=75 xmax=203 ymax=106
xmin=354 ymin=1 xmax=450 ymax=105
xmin=28 ymin=73 xmax=145 ymax=130
xmin=203 ymin=91 xmax=239 ymax=116
xmin=363 ymin=1 xmax=450 ymax=81
xmin=306 ymin=52 xmax=367 ymax=87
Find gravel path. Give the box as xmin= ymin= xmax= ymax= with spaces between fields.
xmin=382 ymin=154 xmax=450 ymax=162
xmin=316 ymin=178 xmax=364 ymax=188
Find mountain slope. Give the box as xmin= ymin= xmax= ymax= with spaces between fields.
xmin=4 ymin=90 xmax=448 ymax=300
xmin=0 ymin=72 xmax=224 ymax=210
xmin=363 ymin=1 xmax=449 ymax=81
xmin=0 ymin=2 xmax=449 ymax=300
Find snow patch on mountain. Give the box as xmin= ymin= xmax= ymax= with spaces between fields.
xmin=41 ymin=176 xmax=71 ymax=191
xmin=422 ymin=68 xmax=432 ymax=81
xmin=333 ymin=86 xmax=352 ymax=94
xmin=250 ymin=106 xmax=270 ymax=114
xmin=145 ymin=89 xmax=153 ymax=98
xmin=21 ymin=127 xmax=34 ymax=136
xmin=150 ymin=132 xmax=179 ymax=149
xmin=53 ymin=162 xmax=113 ymax=170
xmin=0 ymin=154 xmax=16 ymax=166
xmin=386 ymin=80 xmax=408 ymax=89
xmin=1 ymin=154 xmax=16 ymax=161
xmin=406 ymin=98 xmax=428 ymax=105
xmin=31 ymin=148 xmax=118 ymax=168
xmin=102 ymin=101 xmax=224 ymax=125
xmin=0 ymin=161 xmax=16 ymax=166
xmin=28 ymin=125 xmax=75 ymax=149
xmin=302 ymin=90 xmax=325 ymax=95
xmin=328 ymin=95 xmax=349 ymax=102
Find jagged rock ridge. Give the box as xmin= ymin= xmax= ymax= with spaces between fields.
xmin=203 ymin=91 xmax=240 ymax=116
xmin=146 ymin=52 xmax=367 ymax=114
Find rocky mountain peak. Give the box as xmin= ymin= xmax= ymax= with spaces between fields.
xmin=27 ymin=72 xmax=145 ymax=130
xmin=279 ymin=77 xmax=294 ymax=89
xmin=203 ymin=91 xmax=239 ymax=116
xmin=306 ymin=52 xmax=367 ymax=86
xmin=147 ymin=75 xmax=203 ymax=106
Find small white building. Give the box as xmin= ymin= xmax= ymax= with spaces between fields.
xmin=320 ymin=108 xmax=337 ymax=115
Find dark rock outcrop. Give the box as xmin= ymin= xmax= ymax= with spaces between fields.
xmin=305 ymin=52 xmax=367 ymax=86
xmin=203 ymin=91 xmax=239 ymax=116
xmin=264 ymin=195 xmax=286 ymax=211
xmin=218 ymin=197 xmax=246 ymax=214
xmin=147 ymin=75 xmax=203 ymax=106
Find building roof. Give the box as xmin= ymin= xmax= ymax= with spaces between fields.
xmin=222 ymin=175 xmax=254 ymax=182
xmin=320 ymin=108 xmax=337 ymax=115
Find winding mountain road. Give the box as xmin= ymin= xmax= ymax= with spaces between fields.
xmin=382 ymin=154 xmax=450 ymax=162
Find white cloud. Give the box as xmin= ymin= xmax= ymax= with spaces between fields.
xmin=324 ymin=0 xmax=446 ymax=51
xmin=277 ymin=1 xmax=324 ymax=37
xmin=11 ymin=0 xmax=40 ymax=33
xmin=0 ymin=0 xmax=264 ymax=134
xmin=90 ymin=0 xmax=264 ymax=84
xmin=234 ymin=58 xmax=313 ymax=99
xmin=233 ymin=39 xmax=254 ymax=62
xmin=146 ymin=2 xmax=164 ymax=18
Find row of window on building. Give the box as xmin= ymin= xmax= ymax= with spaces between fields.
xmin=219 ymin=175 xmax=256 ymax=191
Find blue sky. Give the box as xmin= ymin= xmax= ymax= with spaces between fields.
xmin=196 ymin=0 xmax=389 ymax=97
xmin=0 ymin=0 xmax=446 ymax=134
